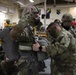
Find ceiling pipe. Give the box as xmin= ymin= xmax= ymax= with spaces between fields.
xmin=64 ymin=0 xmax=74 ymax=2
xmin=36 ymin=4 xmax=76 ymax=8
xmin=44 ymin=0 xmax=46 ymax=26
xmin=53 ymin=0 xmax=56 ymax=7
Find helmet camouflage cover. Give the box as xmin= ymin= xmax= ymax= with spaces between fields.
xmin=61 ymin=13 xmax=73 ymax=22
xmin=18 ymin=5 xmax=41 ymax=27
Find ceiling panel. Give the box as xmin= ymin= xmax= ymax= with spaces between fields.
xmin=15 ymin=0 xmax=45 ymax=7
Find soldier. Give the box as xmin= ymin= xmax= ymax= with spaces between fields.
xmin=61 ymin=13 xmax=76 ymax=38
xmin=10 ymin=5 xmax=43 ymax=75
xmin=33 ymin=22 xmax=76 ymax=75
xmin=10 ymin=6 xmax=42 ymax=40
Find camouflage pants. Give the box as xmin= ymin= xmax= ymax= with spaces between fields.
xmin=51 ymin=60 xmax=76 ymax=75
xmin=0 ymin=63 xmax=5 ymax=75
xmin=51 ymin=65 xmax=76 ymax=75
xmin=1 ymin=60 xmax=18 ymax=75
xmin=17 ymin=57 xmax=32 ymax=75
xmin=17 ymin=64 xmax=29 ymax=75
xmin=17 ymin=56 xmax=39 ymax=75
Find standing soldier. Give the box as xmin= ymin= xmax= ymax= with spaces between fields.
xmin=61 ymin=13 xmax=76 ymax=38
xmin=10 ymin=5 xmax=43 ymax=75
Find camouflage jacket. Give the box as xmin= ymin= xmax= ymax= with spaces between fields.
xmin=69 ymin=27 xmax=76 ymax=38
xmin=46 ymin=28 xmax=76 ymax=65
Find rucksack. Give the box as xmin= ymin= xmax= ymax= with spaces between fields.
xmin=10 ymin=25 xmax=34 ymax=43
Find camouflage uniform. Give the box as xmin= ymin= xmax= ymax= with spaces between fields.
xmin=69 ymin=27 xmax=76 ymax=38
xmin=10 ymin=5 xmax=42 ymax=75
xmin=46 ymin=28 xmax=76 ymax=75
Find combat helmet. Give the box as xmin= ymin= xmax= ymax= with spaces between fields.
xmin=22 ymin=5 xmax=40 ymax=16
xmin=61 ymin=13 xmax=73 ymax=22
xmin=18 ymin=5 xmax=41 ymax=27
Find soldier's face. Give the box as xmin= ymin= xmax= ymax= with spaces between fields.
xmin=48 ymin=26 xmax=58 ymax=38
xmin=62 ymin=21 xmax=71 ymax=30
xmin=32 ymin=13 xmax=40 ymax=25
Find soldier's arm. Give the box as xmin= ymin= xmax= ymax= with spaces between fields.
xmin=46 ymin=35 xmax=70 ymax=58
xmin=10 ymin=25 xmax=23 ymax=40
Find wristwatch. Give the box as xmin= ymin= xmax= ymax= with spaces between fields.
xmin=39 ymin=45 xmax=42 ymax=51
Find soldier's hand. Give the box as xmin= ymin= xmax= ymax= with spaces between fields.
xmin=33 ymin=42 xmax=40 ymax=51
xmin=42 ymin=46 xmax=46 ymax=52
xmin=33 ymin=42 xmax=46 ymax=52
xmin=5 ymin=57 xmax=9 ymax=62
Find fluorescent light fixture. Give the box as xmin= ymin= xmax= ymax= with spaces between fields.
xmin=29 ymin=0 xmax=34 ymax=3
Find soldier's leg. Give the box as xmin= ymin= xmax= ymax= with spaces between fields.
xmin=51 ymin=65 xmax=60 ymax=75
xmin=0 ymin=64 xmax=5 ymax=75
xmin=17 ymin=57 xmax=39 ymax=75
xmin=1 ymin=60 xmax=18 ymax=75
xmin=1 ymin=60 xmax=8 ymax=75
xmin=60 ymin=67 xmax=75 ymax=75
xmin=17 ymin=57 xmax=28 ymax=75
xmin=61 ymin=71 xmax=73 ymax=75
xmin=51 ymin=59 xmax=60 ymax=75
xmin=17 ymin=64 xmax=28 ymax=75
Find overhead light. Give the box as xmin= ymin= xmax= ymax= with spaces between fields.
xmin=29 ymin=0 xmax=34 ymax=3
